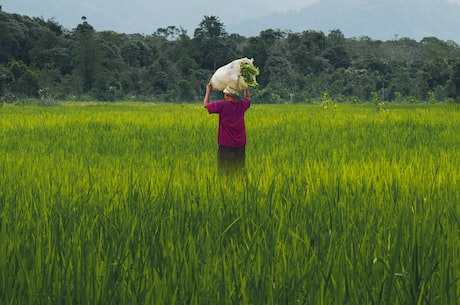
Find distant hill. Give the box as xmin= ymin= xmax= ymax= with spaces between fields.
xmin=228 ymin=0 xmax=460 ymax=43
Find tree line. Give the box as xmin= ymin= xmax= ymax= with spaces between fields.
xmin=1 ymin=9 xmax=460 ymax=103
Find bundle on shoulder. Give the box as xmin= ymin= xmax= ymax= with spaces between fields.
xmin=210 ymin=58 xmax=259 ymax=93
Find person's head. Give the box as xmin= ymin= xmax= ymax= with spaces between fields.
xmin=223 ymin=87 xmax=238 ymax=101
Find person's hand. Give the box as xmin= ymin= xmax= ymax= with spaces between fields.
xmin=244 ymin=88 xmax=250 ymax=99
xmin=204 ymin=81 xmax=212 ymax=108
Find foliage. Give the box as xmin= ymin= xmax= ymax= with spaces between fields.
xmin=240 ymin=62 xmax=260 ymax=87
xmin=321 ymin=91 xmax=336 ymax=110
xmin=372 ymin=91 xmax=387 ymax=112
xmin=1 ymin=10 xmax=460 ymax=102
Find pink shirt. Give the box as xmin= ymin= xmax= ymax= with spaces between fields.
xmin=206 ymin=98 xmax=250 ymax=147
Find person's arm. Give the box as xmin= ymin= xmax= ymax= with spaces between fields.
xmin=203 ymin=82 xmax=212 ymax=108
xmin=243 ymin=88 xmax=250 ymax=100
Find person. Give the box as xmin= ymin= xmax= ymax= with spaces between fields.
xmin=203 ymin=82 xmax=250 ymax=175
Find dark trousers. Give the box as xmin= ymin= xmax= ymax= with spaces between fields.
xmin=217 ymin=145 xmax=245 ymax=175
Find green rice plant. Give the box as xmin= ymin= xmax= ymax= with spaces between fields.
xmin=321 ymin=92 xmax=337 ymax=110
xmin=0 ymin=102 xmax=458 ymax=305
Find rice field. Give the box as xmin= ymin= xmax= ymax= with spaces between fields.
xmin=0 ymin=102 xmax=459 ymax=305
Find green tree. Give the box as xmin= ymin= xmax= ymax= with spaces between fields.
xmin=0 ymin=65 xmax=13 ymax=95
xmin=8 ymin=60 xmax=39 ymax=96
xmin=242 ymin=29 xmax=286 ymax=85
xmin=327 ymin=29 xmax=346 ymax=47
xmin=451 ymin=60 xmax=460 ymax=101
xmin=170 ymin=32 xmax=199 ymax=77
xmin=193 ymin=15 xmax=230 ymax=70
xmin=423 ymin=58 xmax=451 ymax=89
xmin=121 ymin=40 xmax=154 ymax=68
xmin=29 ymin=29 xmax=72 ymax=74
xmin=300 ymin=30 xmax=326 ymax=55
xmin=176 ymin=79 xmax=197 ymax=102
xmin=72 ymin=17 xmax=102 ymax=92
xmin=322 ymin=45 xmax=351 ymax=69
xmin=262 ymin=55 xmax=296 ymax=101
xmin=154 ymin=26 xmax=187 ymax=41
xmin=147 ymin=55 xmax=178 ymax=96
xmin=0 ymin=11 xmax=27 ymax=64
xmin=243 ymin=37 xmax=269 ymax=70
xmin=193 ymin=15 xmax=227 ymax=40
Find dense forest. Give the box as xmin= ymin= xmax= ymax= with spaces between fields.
xmin=1 ymin=9 xmax=460 ymax=103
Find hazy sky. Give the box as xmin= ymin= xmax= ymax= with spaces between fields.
xmin=3 ymin=0 xmax=460 ymax=35
xmin=2 ymin=0 xmax=319 ymax=34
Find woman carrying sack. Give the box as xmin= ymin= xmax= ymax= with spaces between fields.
xmin=203 ymin=82 xmax=250 ymax=176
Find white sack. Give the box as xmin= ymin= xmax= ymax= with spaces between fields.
xmin=210 ymin=57 xmax=255 ymax=92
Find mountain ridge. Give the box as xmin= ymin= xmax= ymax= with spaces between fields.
xmin=228 ymin=0 xmax=460 ymax=43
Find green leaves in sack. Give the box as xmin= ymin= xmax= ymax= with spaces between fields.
xmin=240 ymin=63 xmax=260 ymax=87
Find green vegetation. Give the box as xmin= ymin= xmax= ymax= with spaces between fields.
xmin=240 ymin=62 xmax=260 ymax=87
xmin=1 ymin=11 xmax=460 ymax=103
xmin=0 ymin=102 xmax=459 ymax=304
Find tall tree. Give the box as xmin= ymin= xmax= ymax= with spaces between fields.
xmin=193 ymin=16 xmax=230 ymax=70
xmin=72 ymin=17 xmax=101 ymax=92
